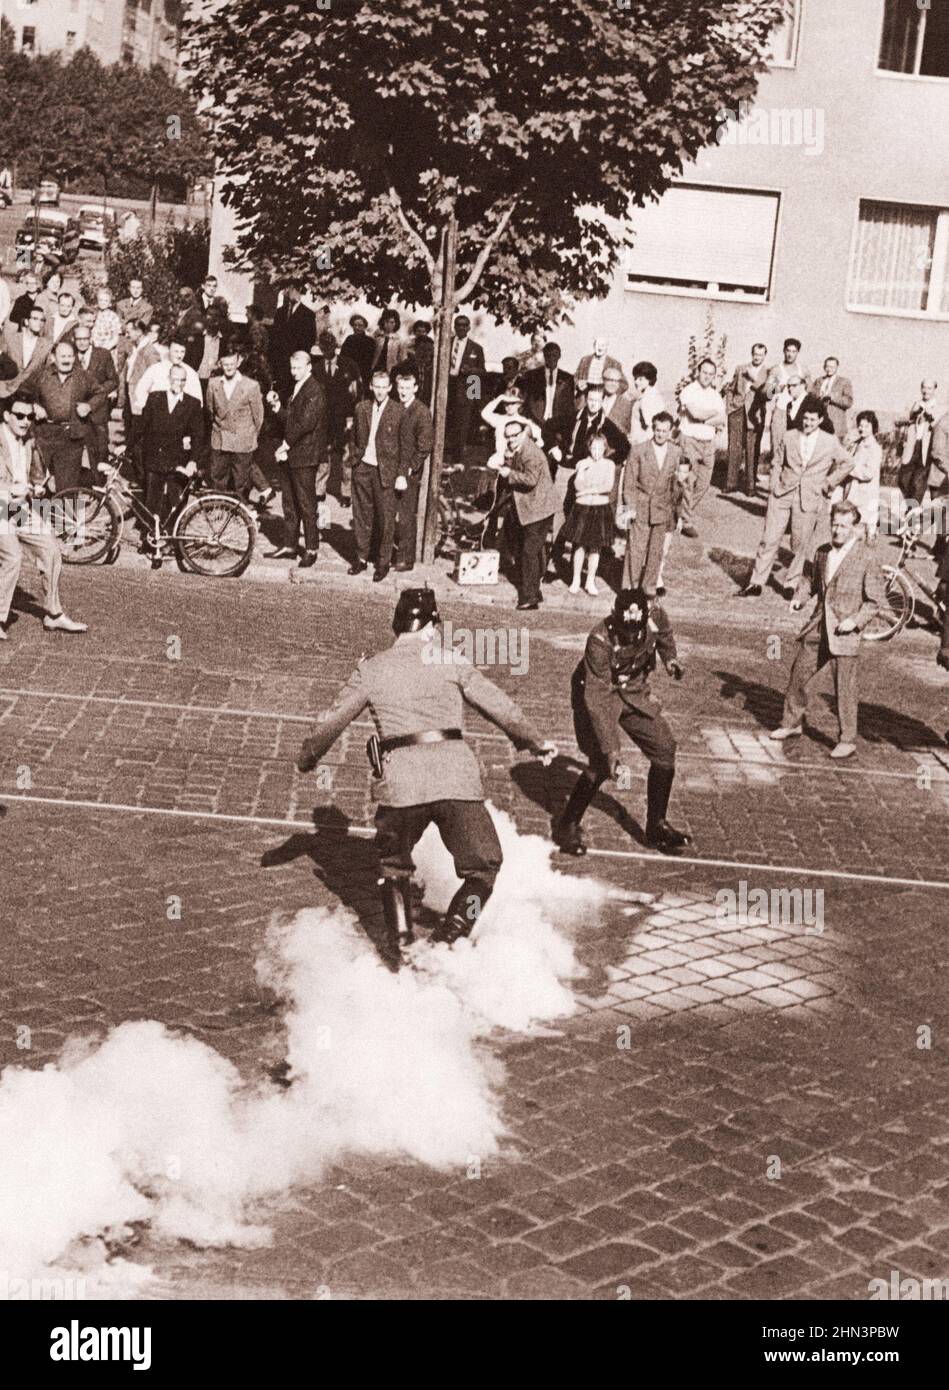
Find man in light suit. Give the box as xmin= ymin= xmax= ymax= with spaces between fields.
xmin=725 ymin=342 xmax=769 ymax=494
xmin=206 ymin=347 xmax=265 ymax=500
xmin=117 ymin=278 xmax=154 ymax=333
xmin=48 ymin=291 xmax=79 ymax=347
xmin=1 ymin=304 xmax=51 ymax=397
xmin=267 ymin=350 xmax=328 ymax=567
xmin=490 ymin=417 xmax=558 ymax=610
xmin=899 ymin=379 xmax=941 ymax=504
xmin=771 ymin=501 xmax=886 ymax=759
xmin=816 ymin=356 xmax=853 ymax=441
xmin=350 ymin=368 xmax=404 ymax=580
xmin=601 ymin=364 xmax=635 ymax=438
xmin=71 ymin=323 xmax=119 ymax=470
xmin=741 ymin=397 xmax=851 ymax=598
xmin=620 ymin=412 xmax=681 ymax=594
xmin=394 ymin=365 xmax=433 ymax=572
xmin=445 ymin=315 xmax=485 ymax=463
xmin=0 ymin=391 xmax=87 ymax=639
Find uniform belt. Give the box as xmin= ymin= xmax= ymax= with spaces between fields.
xmin=379 ymin=729 xmax=463 ymax=754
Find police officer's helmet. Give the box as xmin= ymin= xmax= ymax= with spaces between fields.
xmin=611 ymin=587 xmax=649 ymax=643
xmin=393 ymin=586 xmax=440 ymax=634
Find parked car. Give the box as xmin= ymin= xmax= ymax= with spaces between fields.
xmin=15 ymin=210 xmax=81 ymax=265
xmin=36 ymin=179 xmax=61 ymax=206
xmin=78 ymin=204 xmax=116 ymax=251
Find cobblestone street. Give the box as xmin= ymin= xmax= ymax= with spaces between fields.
xmin=2 ymin=543 xmax=948 ymax=1301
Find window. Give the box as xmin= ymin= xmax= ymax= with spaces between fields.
xmin=625 ymin=185 xmax=781 ymax=302
xmin=766 ymin=0 xmax=801 ymax=67
xmin=847 ymin=200 xmax=949 ymax=317
xmin=21 ymin=26 xmax=36 ymax=53
xmin=879 ymin=0 xmax=949 ymax=78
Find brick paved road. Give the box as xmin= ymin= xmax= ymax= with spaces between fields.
xmin=1 ymin=554 xmax=948 ymax=1301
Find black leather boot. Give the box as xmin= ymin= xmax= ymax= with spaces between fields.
xmin=432 ymin=875 xmax=495 ymax=946
xmin=551 ymin=771 xmax=603 ymax=856
xmin=379 ymin=876 xmax=414 ymax=967
xmin=644 ymin=764 xmax=692 ymax=853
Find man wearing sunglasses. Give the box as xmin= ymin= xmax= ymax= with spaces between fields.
xmin=0 ymin=392 xmax=87 ymax=639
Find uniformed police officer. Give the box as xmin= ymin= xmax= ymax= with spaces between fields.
xmin=297 ymin=588 xmax=556 ymax=961
xmin=552 ymin=586 xmax=691 ymax=856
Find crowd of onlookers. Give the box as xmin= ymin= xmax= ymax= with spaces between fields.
xmin=0 ymin=263 xmax=947 ymax=620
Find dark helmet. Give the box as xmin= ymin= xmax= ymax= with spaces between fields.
xmin=393 ymin=586 xmax=440 ymax=634
xmin=611 ymin=587 xmax=649 ymax=643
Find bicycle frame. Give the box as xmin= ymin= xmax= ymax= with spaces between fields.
xmin=91 ymin=452 xmax=202 ymax=548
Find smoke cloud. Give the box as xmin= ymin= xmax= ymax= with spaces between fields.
xmin=0 ymin=808 xmax=612 ymax=1294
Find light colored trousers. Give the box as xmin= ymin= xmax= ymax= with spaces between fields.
xmin=0 ymin=528 xmax=63 ymax=623
xmin=783 ymin=632 xmax=859 ymax=745
xmin=750 ymin=492 xmax=821 ymax=590
xmin=680 ymin=436 xmax=716 ymax=523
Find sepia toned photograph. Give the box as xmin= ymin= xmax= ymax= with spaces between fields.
xmin=0 ymin=0 xmax=947 ymax=1354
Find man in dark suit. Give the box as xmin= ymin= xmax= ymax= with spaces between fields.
xmin=312 ymin=330 xmax=361 ymax=504
xmin=339 ymin=312 xmax=376 ymax=392
xmin=270 ymin=287 xmax=316 ymax=397
xmin=139 ymin=364 xmax=206 ymax=551
xmin=446 ymin=314 xmax=485 ymax=463
xmin=522 ymin=342 xmax=575 ymax=457
xmin=32 ymin=341 xmax=99 ymax=494
xmin=619 ymin=411 xmax=681 ymax=594
xmin=394 ymin=366 xmax=433 ymax=572
xmin=490 ymin=417 xmax=558 ymax=610
xmin=70 ymin=324 xmax=118 ymax=471
xmin=771 ymin=501 xmax=886 ymax=759
xmin=267 ymin=350 xmax=328 ymax=567
xmin=350 ymin=368 xmax=405 ymax=581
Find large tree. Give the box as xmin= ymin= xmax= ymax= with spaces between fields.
xmin=187 ymin=0 xmax=786 ymax=555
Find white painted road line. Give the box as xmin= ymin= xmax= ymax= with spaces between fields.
xmin=0 ymin=685 xmax=947 ymax=783
xmin=4 ymin=791 xmax=949 ymax=891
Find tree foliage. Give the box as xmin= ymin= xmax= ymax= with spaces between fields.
xmin=0 ymin=45 xmax=210 ymax=199
xmin=80 ymin=222 xmax=211 ymax=332
xmin=187 ymin=0 xmax=786 ymax=327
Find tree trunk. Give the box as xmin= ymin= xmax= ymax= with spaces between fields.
xmin=150 ymin=180 xmax=159 ymax=228
xmin=421 ymin=209 xmax=458 ymax=565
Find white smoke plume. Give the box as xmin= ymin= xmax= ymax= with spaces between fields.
xmin=0 ymin=807 xmax=614 ymax=1294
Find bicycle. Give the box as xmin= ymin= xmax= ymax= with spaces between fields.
xmin=50 ymin=451 xmax=258 ymax=578
xmin=435 ymin=462 xmax=502 ymax=557
xmin=862 ymin=509 xmax=946 ymax=641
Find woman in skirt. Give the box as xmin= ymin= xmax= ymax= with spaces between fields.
xmin=558 ymin=431 xmax=616 ymax=596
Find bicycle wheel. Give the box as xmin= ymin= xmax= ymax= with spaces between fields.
xmin=173 ymin=494 xmax=257 ymax=577
xmin=862 ymin=566 xmax=914 ymax=641
xmin=50 ymin=487 xmax=123 ymax=564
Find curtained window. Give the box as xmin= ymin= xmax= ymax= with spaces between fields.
xmin=879 ymin=0 xmax=949 ymax=77
xmin=847 ymin=201 xmax=949 ymax=317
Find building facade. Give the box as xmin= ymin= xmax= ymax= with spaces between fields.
xmin=209 ymin=0 xmax=948 ymax=419
xmin=0 ymin=0 xmax=180 ymax=73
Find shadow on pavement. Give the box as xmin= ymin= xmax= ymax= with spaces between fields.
xmin=510 ymin=754 xmax=646 ymax=846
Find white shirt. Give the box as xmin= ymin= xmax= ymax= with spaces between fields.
xmin=363 ymin=399 xmax=385 ymax=465
xmin=544 ymin=371 xmax=558 ymax=420
xmin=630 ymin=386 xmax=665 ymax=444
xmin=771 ymin=361 xmax=804 ymax=410
xmin=799 ymin=430 xmax=818 ymax=465
xmin=652 ymin=442 xmax=669 ymax=468
xmin=222 ymin=372 xmax=241 ymax=400
xmin=586 ymin=356 xmax=605 ymax=384
xmin=134 ymin=360 xmax=201 ymax=414
xmin=819 ymin=374 xmax=837 ymax=399
xmin=167 ymin=390 xmax=185 ymax=411
xmin=679 ymin=381 xmax=725 ymax=441
xmin=450 ymin=337 xmax=467 ymax=375
xmin=21 ymin=329 xmax=39 ymax=365
xmin=51 ymin=313 xmax=73 ymax=343
xmin=826 ymin=536 xmax=856 ymax=583
xmin=291 ymin=371 xmax=310 ymax=400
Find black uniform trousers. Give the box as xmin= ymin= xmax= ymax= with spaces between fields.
xmin=375 ymin=799 xmax=503 ymax=886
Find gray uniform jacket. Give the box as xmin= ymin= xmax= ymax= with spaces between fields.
xmin=298 ymin=633 xmax=544 ymax=806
